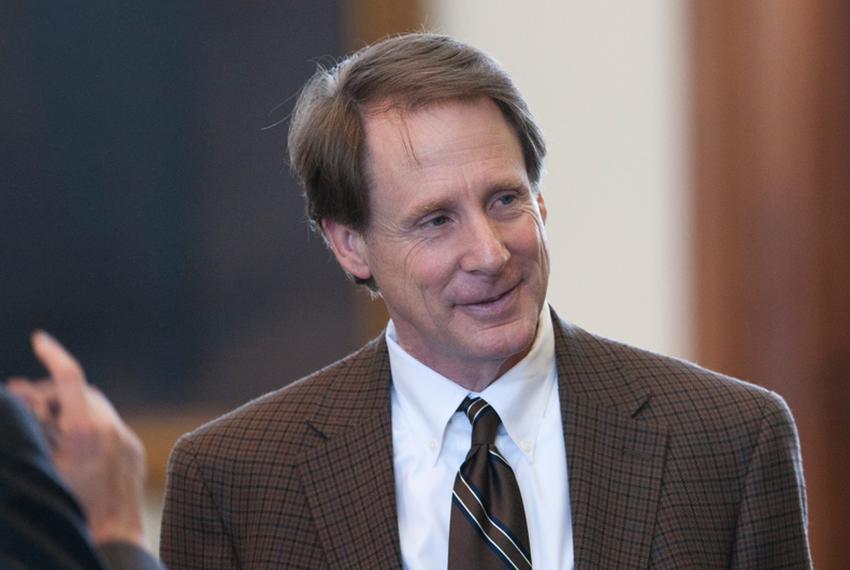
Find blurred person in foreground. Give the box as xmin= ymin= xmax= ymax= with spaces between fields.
xmin=160 ymin=33 xmax=811 ymax=569
xmin=1 ymin=332 xmax=162 ymax=570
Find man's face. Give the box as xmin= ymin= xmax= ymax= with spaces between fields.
xmin=327 ymin=97 xmax=549 ymax=385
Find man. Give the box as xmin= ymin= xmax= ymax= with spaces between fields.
xmin=161 ymin=33 xmax=811 ymax=569
xmin=2 ymin=332 xmax=162 ymax=570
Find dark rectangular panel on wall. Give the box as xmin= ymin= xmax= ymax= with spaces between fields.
xmin=0 ymin=2 xmax=360 ymax=409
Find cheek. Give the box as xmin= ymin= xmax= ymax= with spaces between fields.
xmin=400 ymin=240 xmax=459 ymax=295
xmin=533 ymin=217 xmax=550 ymax=265
xmin=513 ymin=211 xmax=548 ymax=255
xmin=512 ymin=217 xmax=551 ymax=287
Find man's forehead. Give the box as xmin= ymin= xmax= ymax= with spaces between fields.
xmin=361 ymin=102 xmax=422 ymax=167
xmin=361 ymin=97 xmax=515 ymax=168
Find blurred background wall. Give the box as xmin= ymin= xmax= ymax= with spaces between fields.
xmin=1 ymin=0 xmax=847 ymax=566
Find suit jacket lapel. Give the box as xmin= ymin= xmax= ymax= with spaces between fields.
xmin=553 ymin=312 xmax=668 ymax=569
xmin=296 ymin=338 xmax=402 ymax=569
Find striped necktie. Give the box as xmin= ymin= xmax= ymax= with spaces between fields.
xmin=448 ymin=397 xmax=532 ymax=569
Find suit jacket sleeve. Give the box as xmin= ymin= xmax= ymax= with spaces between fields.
xmin=730 ymin=391 xmax=811 ymax=568
xmin=160 ymin=434 xmax=237 ymax=569
xmin=99 ymin=542 xmax=165 ymax=570
xmin=0 ymin=386 xmax=163 ymax=570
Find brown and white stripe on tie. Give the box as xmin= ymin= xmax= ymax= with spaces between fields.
xmin=448 ymin=397 xmax=532 ymax=570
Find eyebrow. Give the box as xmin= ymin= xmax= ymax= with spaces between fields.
xmin=400 ymin=198 xmax=457 ymax=227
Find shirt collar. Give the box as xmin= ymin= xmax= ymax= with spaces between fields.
xmin=387 ymin=304 xmax=556 ymax=464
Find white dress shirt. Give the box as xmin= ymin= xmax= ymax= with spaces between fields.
xmin=388 ymin=307 xmax=574 ymax=569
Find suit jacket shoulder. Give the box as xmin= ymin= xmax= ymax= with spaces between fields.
xmin=551 ymin=314 xmax=811 ymax=569
xmin=557 ymin=317 xmax=787 ymax=428
xmin=161 ymin=334 xmax=401 ymax=569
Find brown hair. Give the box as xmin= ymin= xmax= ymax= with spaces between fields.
xmin=287 ymin=32 xmax=546 ymax=288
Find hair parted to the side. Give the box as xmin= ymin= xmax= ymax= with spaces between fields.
xmin=287 ymin=32 xmax=547 ymax=290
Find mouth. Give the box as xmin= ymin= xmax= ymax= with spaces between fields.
xmin=455 ymin=282 xmax=520 ymax=313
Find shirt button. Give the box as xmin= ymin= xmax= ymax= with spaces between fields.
xmin=521 ymin=440 xmax=532 ymax=453
xmin=428 ymin=440 xmax=437 ymax=452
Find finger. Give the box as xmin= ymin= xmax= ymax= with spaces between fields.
xmin=31 ymin=331 xmax=85 ymax=382
xmin=5 ymin=378 xmax=62 ymax=449
xmin=5 ymin=376 xmax=32 ymax=393
xmin=6 ymin=377 xmax=38 ymax=408
xmin=6 ymin=378 xmax=54 ymax=417
xmin=30 ymin=377 xmax=62 ymax=417
xmin=8 ymin=376 xmax=57 ymax=397
xmin=13 ymin=377 xmax=62 ymax=417
xmin=31 ymin=331 xmax=88 ymax=422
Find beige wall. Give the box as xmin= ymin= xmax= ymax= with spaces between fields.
xmin=429 ymin=1 xmax=691 ymax=358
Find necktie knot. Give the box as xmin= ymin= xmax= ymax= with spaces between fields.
xmin=459 ymin=396 xmax=500 ymax=447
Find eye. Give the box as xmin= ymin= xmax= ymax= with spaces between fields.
xmin=426 ymin=214 xmax=451 ymax=227
xmin=492 ymin=190 xmax=522 ymax=209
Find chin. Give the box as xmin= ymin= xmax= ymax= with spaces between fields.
xmin=468 ymin=322 xmax=538 ymax=362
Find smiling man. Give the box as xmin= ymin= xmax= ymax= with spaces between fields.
xmin=161 ymin=34 xmax=811 ymax=569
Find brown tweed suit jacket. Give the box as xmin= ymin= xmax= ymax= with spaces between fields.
xmin=160 ymin=309 xmax=811 ymax=569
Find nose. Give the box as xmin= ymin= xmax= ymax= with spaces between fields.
xmin=459 ymin=214 xmax=510 ymax=275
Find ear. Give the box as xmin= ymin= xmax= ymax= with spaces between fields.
xmin=321 ymin=218 xmax=372 ymax=281
xmin=535 ymin=189 xmax=548 ymax=223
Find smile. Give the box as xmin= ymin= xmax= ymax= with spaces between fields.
xmin=455 ymin=283 xmax=520 ymax=315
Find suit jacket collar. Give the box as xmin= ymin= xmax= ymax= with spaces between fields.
xmin=297 ymin=308 xmax=667 ymax=569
